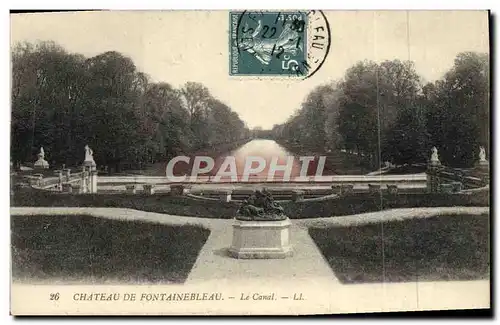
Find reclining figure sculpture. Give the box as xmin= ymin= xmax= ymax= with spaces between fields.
xmin=236 ymin=188 xmax=287 ymax=221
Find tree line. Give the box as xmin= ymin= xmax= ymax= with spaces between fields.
xmin=272 ymin=52 xmax=489 ymax=168
xmin=11 ymin=41 xmax=251 ymax=172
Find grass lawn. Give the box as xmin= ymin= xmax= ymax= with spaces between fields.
xmin=11 ymin=215 xmax=210 ymax=284
xmin=309 ymin=214 xmax=490 ymax=284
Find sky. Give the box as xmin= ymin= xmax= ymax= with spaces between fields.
xmin=10 ymin=10 xmax=489 ymax=129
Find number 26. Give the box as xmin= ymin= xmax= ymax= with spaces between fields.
xmin=50 ymin=293 xmax=60 ymax=301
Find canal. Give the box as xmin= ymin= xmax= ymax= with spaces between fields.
xmin=169 ymin=139 xmax=341 ymax=181
xmin=131 ymin=139 xmax=369 ymax=178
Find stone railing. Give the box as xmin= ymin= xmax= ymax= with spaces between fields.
xmin=425 ymin=147 xmax=489 ymax=193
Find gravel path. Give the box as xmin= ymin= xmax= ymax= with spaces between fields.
xmin=296 ymin=206 xmax=490 ymax=229
xmin=11 ymin=206 xmax=489 ymax=230
xmin=10 ymin=207 xmax=228 ymax=229
xmin=185 ymin=224 xmax=336 ymax=284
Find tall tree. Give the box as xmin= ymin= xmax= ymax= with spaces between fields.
xmin=337 ymin=61 xmax=379 ymax=166
xmin=11 ymin=41 xmax=249 ymax=171
xmin=427 ymin=52 xmax=489 ymax=167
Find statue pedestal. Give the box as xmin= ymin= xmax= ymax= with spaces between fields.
xmin=34 ymin=158 xmax=49 ymax=169
xmin=475 ymin=161 xmax=490 ymax=176
xmin=475 ymin=161 xmax=490 ymax=185
xmin=477 ymin=160 xmax=489 ymax=168
xmin=83 ymin=160 xmax=96 ymax=168
xmin=427 ymin=161 xmax=442 ymax=193
xmin=228 ymin=218 xmax=293 ymax=259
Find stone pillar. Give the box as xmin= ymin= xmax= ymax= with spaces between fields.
xmin=170 ymin=184 xmax=184 ymax=196
xmin=62 ymin=183 xmax=73 ymax=193
xmin=331 ymin=185 xmax=342 ymax=195
xmin=81 ymin=167 xmax=89 ymax=193
xmin=427 ymin=147 xmax=442 ymax=193
xmin=341 ymin=184 xmax=354 ymax=195
xmin=427 ymin=164 xmax=441 ymax=193
xmin=476 ymin=146 xmax=490 ymax=186
xmin=64 ymin=168 xmax=71 ymax=182
xmin=10 ymin=172 xmax=14 ymax=196
xmin=291 ymin=190 xmax=304 ymax=202
xmin=143 ymin=184 xmax=156 ymax=195
xmin=33 ymin=173 xmax=44 ymax=187
xmin=220 ymin=190 xmax=232 ymax=202
xmin=126 ymin=184 xmax=137 ymax=194
xmin=54 ymin=170 xmax=63 ymax=191
xmin=387 ymin=185 xmax=399 ymax=195
xmin=72 ymin=184 xmax=82 ymax=194
xmin=368 ymin=184 xmax=381 ymax=195
xmin=451 ymin=181 xmax=463 ymax=193
xmin=82 ymin=144 xmax=97 ymax=193
xmin=89 ymin=168 xmax=98 ymax=193
xmin=438 ymin=183 xmax=453 ymax=194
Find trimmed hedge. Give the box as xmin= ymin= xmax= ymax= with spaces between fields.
xmin=11 ymin=189 xmax=240 ymax=219
xmin=288 ymin=191 xmax=489 ymax=218
xmin=11 ymin=187 xmax=489 ymax=219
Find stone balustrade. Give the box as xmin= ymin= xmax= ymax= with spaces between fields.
xmin=438 ymin=183 xmax=453 ymax=194
xmin=126 ymin=184 xmax=137 ymax=194
xmin=220 ymin=190 xmax=232 ymax=202
xmin=450 ymin=181 xmax=463 ymax=193
xmin=340 ymin=184 xmax=354 ymax=195
xmin=170 ymin=184 xmax=184 ymax=196
xmin=331 ymin=184 xmax=355 ymax=196
xmin=62 ymin=183 xmax=72 ymax=193
xmin=291 ymin=189 xmax=304 ymax=202
xmin=368 ymin=184 xmax=381 ymax=194
xmin=387 ymin=184 xmax=399 ymax=195
xmin=143 ymin=184 xmax=156 ymax=195
xmin=64 ymin=168 xmax=71 ymax=182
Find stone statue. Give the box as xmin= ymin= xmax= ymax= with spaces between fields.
xmin=83 ymin=145 xmax=96 ymax=167
xmin=85 ymin=145 xmax=93 ymax=161
xmin=236 ymin=189 xmax=287 ymax=221
xmin=34 ymin=146 xmax=49 ymax=169
xmin=430 ymin=146 xmax=440 ymax=164
xmin=479 ymin=146 xmax=487 ymax=162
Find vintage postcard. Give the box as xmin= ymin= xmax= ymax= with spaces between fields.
xmin=9 ymin=10 xmax=490 ymax=315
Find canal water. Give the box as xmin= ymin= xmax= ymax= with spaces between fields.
xmin=170 ymin=139 xmax=330 ymax=181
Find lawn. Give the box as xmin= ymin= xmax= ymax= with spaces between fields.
xmin=309 ymin=214 xmax=490 ymax=284
xmin=11 ymin=215 xmax=210 ymax=284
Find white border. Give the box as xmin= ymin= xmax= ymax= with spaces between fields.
xmin=2 ymin=0 xmax=498 ymax=10
xmin=1 ymin=0 xmax=497 ymax=323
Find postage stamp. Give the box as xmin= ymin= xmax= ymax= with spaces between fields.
xmin=8 ymin=10 xmax=490 ymax=316
xmin=230 ymin=10 xmax=330 ymax=78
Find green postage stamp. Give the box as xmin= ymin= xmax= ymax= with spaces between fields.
xmin=229 ymin=10 xmax=331 ymax=78
xmin=230 ymin=11 xmax=329 ymax=77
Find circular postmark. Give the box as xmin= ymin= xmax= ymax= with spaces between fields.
xmin=232 ymin=10 xmax=331 ymax=79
